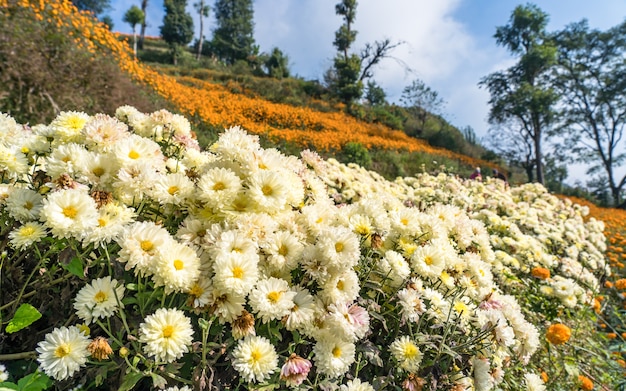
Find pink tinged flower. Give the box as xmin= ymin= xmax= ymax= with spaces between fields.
xmin=280 ymin=353 xmax=312 ymax=387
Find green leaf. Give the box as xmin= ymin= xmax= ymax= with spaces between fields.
xmin=15 ymin=371 xmax=52 ymax=391
xmin=62 ymin=257 xmax=84 ymax=278
xmin=5 ymin=304 xmax=42 ymax=333
xmin=0 ymin=383 xmax=19 ymax=391
xmin=118 ymin=372 xmax=145 ymax=391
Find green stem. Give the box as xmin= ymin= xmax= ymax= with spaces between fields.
xmin=0 ymin=351 xmax=37 ymax=360
xmin=0 ymin=276 xmax=68 ymax=311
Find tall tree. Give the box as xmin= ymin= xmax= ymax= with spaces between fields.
xmin=160 ymin=0 xmax=194 ymax=65
xmin=138 ymin=0 xmax=149 ymax=50
xmin=329 ymin=0 xmax=362 ymax=107
xmin=71 ymin=0 xmax=110 ymax=15
xmin=480 ymin=4 xmax=558 ymax=184
xmin=194 ymin=0 xmax=210 ymax=61
xmin=264 ymin=47 xmax=290 ymax=78
xmin=123 ymin=5 xmax=145 ymax=57
xmin=554 ymin=20 xmax=626 ymax=207
xmin=211 ymin=0 xmax=256 ymax=65
xmin=400 ymin=78 xmax=446 ymax=133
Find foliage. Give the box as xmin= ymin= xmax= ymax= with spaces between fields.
xmin=160 ymin=0 xmax=194 ymax=65
xmin=210 ymin=0 xmax=256 ymax=65
xmin=263 ymin=47 xmax=290 ymax=79
xmin=480 ymin=4 xmax=558 ymax=185
xmin=123 ymin=5 xmax=144 ymax=56
xmin=339 ymin=142 xmax=372 ymax=169
xmin=400 ymin=78 xmax=446 ymax=136
xmin=70 ymin=0 xmax=109 ymax=15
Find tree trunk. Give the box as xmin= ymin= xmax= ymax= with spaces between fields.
xmin=132 ymin=27 xmax=137 ymax=58
xmin=138 ymin=0 xmax=148 ymax=50
xmin=533 ymin=121 xmax=544 ymax=185
xmin=196 ymin=0 xmax=204 ymax=60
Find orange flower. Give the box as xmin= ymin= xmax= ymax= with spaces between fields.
xmin=540 ymin=371 xmax=548 ymax=383
xmin=615 ymin=278 xmax=626 ymax=290
xmin=617 ymin=359 xmax=626 ymax=369
xmin=607 ymin=332 xmax=617 ymax=339
xmin=604 ymin=281 xmax=614 ymax=289
xmin=531 ymin=267 xmax=550 ymax=280
xmin=578 ymin=375 xmax=593 ymax=390
xmin=592 ymin=298 xmax=602 ymax=314
xmin=546 ymin=323 xmax=571 ymax=345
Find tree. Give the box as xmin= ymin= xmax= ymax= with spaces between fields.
xmin=329 ymin=0 xmax=362 ymax=107
xmin=400 ymin=78 xmax=446 ymax=132
xmin=160 ymin=0 xmax=194 ymax=65
xmin=479 ymin=4 xmax=558 ymax=185
xmin=100 ymin=15 xmax=113 ymax=30
xmin=553 ymin=20 xmax=626 ymax=207
xmin=123 ymin=5 xmax=144 ymax=57
xmin=138 ymin=0 xmax=149 ymax=50
xmin=71 ymin=0 xmax=110 ymax=15
xmin=211 ymin=0 xmax=256 ymax=65
xmin=264 ymin=47 xmax=290 ymax=79
xmin=364 ymin=80 xmax=386 ymax=106
xmin=194 ymin=0 xmax=210 ymax=60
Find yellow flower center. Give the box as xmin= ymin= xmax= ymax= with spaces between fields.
xmin=140 ymin=240 xmax=153 ymax=252
xmin=336 ymin=280 xmax=345 ymax=291
xmin=92 ymin=167 xmax=105 ymax=177
xmin=262 ymin=184 xmax=273 ymax=196
xmin=173 ymin=260 xmax=184 ymax=270
xmin=250 ymin=349 xmax=262 ymax=362
xmin=424 ymin=256 xmax=433 ymax=265
xmin=67 ymin=116 xmax=86 ymax=130
xmin=400 ymin=218 xmax=409 ymax=226
xmin=162 ymin=325 xmax=174 ymax=338
xmin=167 ymin=186 xmax=179 ymax=195
xmin=404 ymin=343 xmax=419 ymax=358
xmin=20 ymin=226 xmax=36 ymax=236
xmin=62 ymin=206 xmax=78 ymax=219
xmin=332 ymin=347 xmax=342 ymax=358
xmin=54 ymin=344 xmax=71 ymax=358
xmin=128 ymin=150 xmax=140 ymax=159
xmin=335 ymin=242 xmax=344 ymax=253
xmin=213 ymin=182 xmax=226 ymax=191
xmin=267 ymin=291 xmax=282 ymax=303
xmin=23 ymin=201 xmax=33 ymax=210
xmin=98 ymin=218 xmax=107 ymax=227
xmin=278 ymin=244 xmax=288 ymax=256
xmin=232 ymin=267 xmax=244 ymax=279
xmin=189 ymin=284 xmax=203 ymax=297
xmin=94 ymin=290 xmax=107 ymax=303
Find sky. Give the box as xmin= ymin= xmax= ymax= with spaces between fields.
xmin=107 ymin=0 xmax=626 ymax=184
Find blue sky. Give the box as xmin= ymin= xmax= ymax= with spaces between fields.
xmin=108 ymin=0 xmax=626 ymax=183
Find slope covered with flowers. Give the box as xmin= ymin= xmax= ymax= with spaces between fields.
xmin=0 ymin=108 xmax=623 ymax=390
xmin=0 ymin=0 xmax=493 ymax=172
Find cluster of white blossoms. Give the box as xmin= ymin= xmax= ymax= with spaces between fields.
xmin=0 ymin=107 xmax=609 ymax=390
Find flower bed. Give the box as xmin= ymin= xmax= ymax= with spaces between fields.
xmin=0 ymin=108 xmax=622 ymax=390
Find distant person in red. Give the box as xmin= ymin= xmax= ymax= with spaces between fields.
xmin=492 ymin=169 xmax=508 ymax=183
xmin=470 ymin=167 xmax=482 ymax=180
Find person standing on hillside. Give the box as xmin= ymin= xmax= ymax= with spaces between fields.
xmin=470 ymin=167 xmax=482 ymax=180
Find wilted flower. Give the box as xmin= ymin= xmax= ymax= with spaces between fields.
xmin=280 ymin=353 xmax=312 ymax=387
xmin=87 ymin=337 xmax=113 ymax=361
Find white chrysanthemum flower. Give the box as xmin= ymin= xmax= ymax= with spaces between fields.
xmin=40 ymin=189 xmax=99 ymax=239
xmin=139 ymin=308 xmax=194 ymax=363
xmin=150 ymin=172 xmax=195 ymax=205
xmin=248 ymin=277 xmax=296 ymax=323
xmin=317 ymin=226 xmax=361 ymax=271
xmin=73 ymin=276 xmax=125 ymax=324
xmin=390 ymin=336 xmax=423 ymax=373
xmin=313 ymin=338 xmax=355 ymax=378
xmin=8 ymin=222 xmax=47 ymax=250
xmin=49 ymin=111 xmax=90 ymax=144
xmin=261 ymin=230 xmax=304 ymax=273
xmin=210 ymin=125 xmax=260 ymax=162
xmin=212 ymin=252 xmax=259 ymax=296
xmin=188 ymin=278 xmax=213 ymax=308
xmin=472 ymin=357 xmax=494 ymax=391
xmin=377 ymin=250 xmax=411 ymax=288
xmin=339 ymin=378 xmax=375 ymax=391
xmin=299 ymin=202 xmax=337 ymax=238
xmin=113 ymin=161 xmax=161 ymax=204
xmin=76 ymin=151 xmax=118 ymax=188
xmin=6 ymin=187 xmax=43 ymax=222
xmin=397 ymin=285 xmax=425 ymax=323
xmin=164 ymin=386 xmax=192 ymax=391
xmin=36 ymin=326 xmax=91 ymax=380
xmin=45 ymin=142 xmax=88 ymax=180
xmin=153 ymin=241 xmax=201 ymax=293
xmin=208 ymin=287 xmax=246 ymax=323
xmin=83 ymin=202 xmax=136 ymax=246
xmin=0 ymin=144 xmax=29 ymax=179
xmin=524 ymin=373 xmax=546 ymax=391
xmin=82 ymin=113 xmax=130 ymax=152
xmin=283 ymin=286 xmax=318 ymax=331
xmin=117 ymin=221 xmax=174 ymax=276
xmin=232 ymin=335 xmax=278 ymax=383
xmin=247 ymin=170 xmax=289 ymax=213
xmin=318 ymin=269 xmax=360 ymax=305
xmin=113 ymin=134 xmax=166 ymax=171
xmin=410 ymin=240 xmax=448 ymax=278
xmin=324 ymin=302 xmax=370 ymax=342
